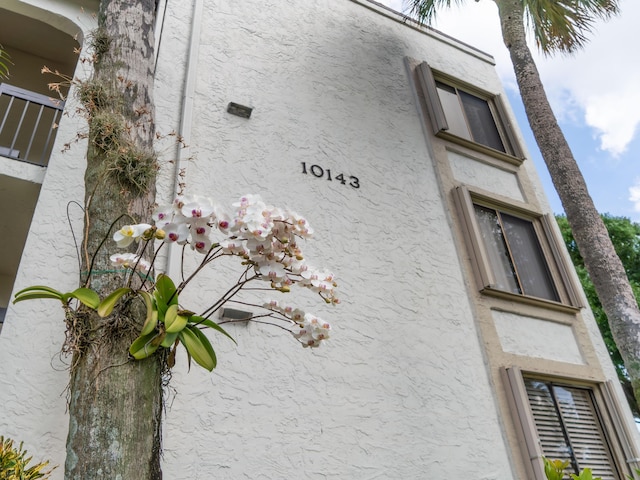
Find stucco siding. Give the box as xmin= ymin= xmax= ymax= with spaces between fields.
xmin=156 ymin=1 xmax=512 ymax=478
xmin=1 ymin=0 xmax=637 ymax=479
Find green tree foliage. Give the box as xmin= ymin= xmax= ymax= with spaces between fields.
xmin=557 ymin=213 xmax=640 ymax=415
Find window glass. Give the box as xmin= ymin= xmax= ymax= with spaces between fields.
xmin=473 ymin=205 xmax=520 ymax=294
xmin=473 ymin=204 xmax=559 ymax=302
xmin=501 ymin=212 xmax=559 ymax=301
xmin=525 ymin=378 xmax=620 ymax=479
xmin=434 ymin=80 xmax=506 ymax=152
xmin=459 ymin=90 xmax=505 ymax=152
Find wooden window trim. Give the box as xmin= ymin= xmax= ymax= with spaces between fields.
xmin=494 ymin=93 xmax=524 ymax=159
xmin=416 ymin=62 xmax=447 ymax=134
xmin=454 ymin=186 xmax=581 ymax=310
xmin=602 ymin=381 xmax=640 ymax=478
xmin=502 ymin=367 xmax=546 ymax=479
xmin=503 ymin=367 xmax=633 ymax=480
xmin=417 ymin=61 xmax=524 ymax=164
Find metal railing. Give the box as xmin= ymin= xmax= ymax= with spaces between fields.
xmin=0 ymin=83 xmax=65 ymax=166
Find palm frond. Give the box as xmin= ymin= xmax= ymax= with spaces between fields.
xmin=524 ymin=0 xmax=620 ymax=54
xmin=0 ymin=44 xmax=12 ymax=80
xmin=404 ymin=0 xmax=467 ymax=25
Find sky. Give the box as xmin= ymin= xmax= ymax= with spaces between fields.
xmin=378 ymin=0 xmax=640 ymax=221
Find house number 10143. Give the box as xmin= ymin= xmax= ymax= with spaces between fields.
xmin=301 ymin=162 xmax=360 ymax=189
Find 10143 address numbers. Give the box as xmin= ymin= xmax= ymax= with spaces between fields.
xmin=301 ymin=162 xmax=360 ymax=189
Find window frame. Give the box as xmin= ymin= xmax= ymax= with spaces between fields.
xmin=502 ymin=367 xmax=637 ymax=480
xmin=416 ymin=61 xmax=524 ymax=164
xmin=454 ymin=186 xmax=580 ymax=310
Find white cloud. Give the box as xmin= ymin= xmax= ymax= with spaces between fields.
xmin=379 ymin=0 xmax=403 ymax=12
xmin=629 ymin=180 xmax=640 ymax=214
xmin=584 ymin=90 xmax=640 ymax=156
xmin=377 ymin=0 xmax=640 ymax=156
xmin=532 ymin=0 xmax=640 ymax=156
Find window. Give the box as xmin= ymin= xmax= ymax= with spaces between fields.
xmin=455 ymin=187 xmax=579 ymax=307
xmin=473 ymin=204 xmax=558 ymax=302
xmin=525 ymin=378 xmax=620 ymax=479
xmin=416 ymin=62 xmax=523 ymax=160
xmin=503 ymin=368 xmax=635 ymax=480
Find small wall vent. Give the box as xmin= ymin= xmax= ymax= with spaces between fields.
xmin=227 ymin=102 xmax=253 ymax=118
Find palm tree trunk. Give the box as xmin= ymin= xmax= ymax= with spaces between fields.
xmin=495 ymin=0 xmax=640 ymax=402
xmin=64 ymin=0 xmax=162 ymax=478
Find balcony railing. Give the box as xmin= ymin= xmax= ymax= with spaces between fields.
xmin=0 ymin=83 xmax=64 ymax=166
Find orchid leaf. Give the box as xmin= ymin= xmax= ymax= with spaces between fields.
xmin=154 ymin=290 xmax=168 ymax=316
xmin=97 ymin=287 xmax=131 ymax=317
xmin=14 ymin=285 xmax=64 ymax=297
xmin=155 ymin=274 xmax=178 ymax=308
xmin=13 ymin=291 xmax=65 ymax=304
xmin=191 ymin=326 xmax=217 ymax=370
xmin=140 ymin=309 xmax=159 ymax=336
xmin=166 ymin=313 xmax=188 ymax=334
xmin=179 ymin=326 xmax=216 ymax=371
xmin=138 ymin=291 xmax=157 ymax=336
xmin=188 ymin=315 xmax=236 ymax=345
xmin=129 ymin=332 xmax=164 ymax=359
xmin=13 ymin=285 xmax=65 ymax=304
xmin=163 ymin=304 xmax=179 ymax=329
xmin=160 ymin=331 xmax=179 ymax=348
xmin=67 ymin=287 xmax=100 ymax=309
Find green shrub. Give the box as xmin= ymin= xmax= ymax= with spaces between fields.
xmin=0 ymin=436 xmax=55 ymax=480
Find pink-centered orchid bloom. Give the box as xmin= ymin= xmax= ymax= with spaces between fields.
xmin=163 ymin=223 xmax=190 ymax=244
xmin=292 ymin=313 xmax=331 ymax=348
xmin=181 ymin=196 xmax=214 ymax=222
xmin=110 ymin=253 xmax=151 ymax=273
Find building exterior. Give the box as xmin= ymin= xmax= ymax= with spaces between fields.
xmin=1 ymin=0 xmax=638 ymax=478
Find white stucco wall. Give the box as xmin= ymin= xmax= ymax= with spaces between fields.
xmin=0 ymin=0 xmax=97 ymax=472
xmin=1 ymin=1 xmax=634 ymax=479
xmin=154 ymin=1 xmax=513 ymax=478
xmin=493 ymin=310 xmax=585 ymax=364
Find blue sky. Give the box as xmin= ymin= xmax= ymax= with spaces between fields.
xmin=378 ymin=0 xmax=640 ymax=220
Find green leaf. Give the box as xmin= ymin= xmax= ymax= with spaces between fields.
xmin=0 ymin=45 xmax=11 ymax=80
xmin=155 ymin=274 xmax=178 ymax=307
xmin=138 ymin=291 xmax=157 ymax=336
xmin=67 ymin=287 xmax=100 ymax=309
xmin=179 ymin=326 xmax=216 ymax=371
xmin=13 ymin=291 xmax=65 ymax=304
xmin=154 ymin=290 xmax=168 ymax=316
xmin=569 ymin=469 xmax=601 ymax=480
xmin=13 ymin=285 xmax=65 ymax=304
xmin=14 ymin=285 xmax=64 ymax=297
xmin=160 ymin=332 xmax=180 ymax=348
xmin=543 ymin=458 xmax=569 ymax=480
xmin=140 ymin=309 xmax=159 ymax=336
xmin=188 ymin=315 xmax=237 ymax=345
xmin=160 ymin=331 xmax=179 ymax=348
xmin=166 ymin=313 xmax=188 ymax=334
xmin=191 ymin=326 xmax=217 ymax=369
xmin=163 ymin=304 xmax=178 ymax=327
xmin=129 ymin=332 xmax=164 ymax=359
xmin=97 ymin=287 xmax=131 ymax=317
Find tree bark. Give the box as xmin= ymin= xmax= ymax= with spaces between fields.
xmin=64 ymin=0 xmax=162 ymax=478
xmin=494 ymin=0 xmax=640 ymax=402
